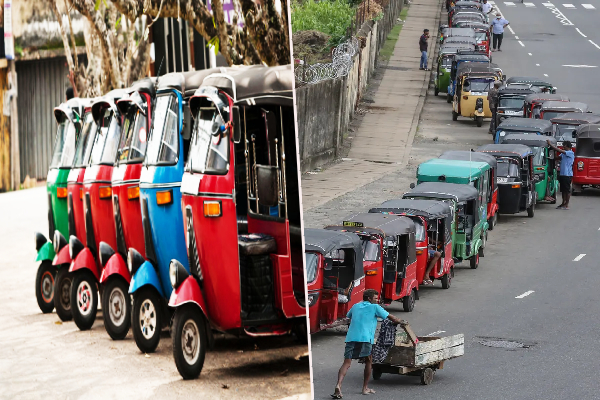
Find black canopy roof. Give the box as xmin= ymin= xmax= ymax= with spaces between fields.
xmin=506 ymin=76 xmax=553 ymax=86
xmin=327 ymin=213 xmax=416 ymax=237
xmin=499 ymin=86 xmax=538 ymax=96
xmin=454 ymin=54 xmax=489 ymax=62
xmin=454 ymin=1 xmax=482 ymax=6
xmin=116 ymin=77 xmax=157 ymax=114
xmin=91 ymin=88 xmax=129 ymax=123
xmin=477 ymin=143 xmax=533 ymax=158
xmin=576 ymin=124 xmax=600 ymax=139
xmin=304 ymin=228 xmax=362 ymax=255
xmin=524 ymin=93 xmax=570 ymax=103
xmin=457 ymin=62 xmax=501 ymax=77
xmin=502 ymin=134 xmax=557 ymax=148
xmin=403 ymin=182 xmax=478 ymax=202
xmin=497 ymin=118 xmax=552 ymax=131
xmin=540 ymin=101 xmax=588 ymax=111
xmin=369 ymin=199 xmax=452 ymax=219
xmin=442 ymin=28 xmax=477 ymax=37
xmin=550 ymin=112 xmax=600 ymax=125
xmin=454 ymin=21 xmax=489 ymax=29
xmin=444 ymin=37 xmax=478 ymax=45
xmin=440 ymin=44 xmax=477 ymax=54
xmin=438 ymin=150 xmax=497 ymax=169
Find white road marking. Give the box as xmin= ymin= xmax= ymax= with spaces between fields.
xmin=563 ymin=3 xmax=575 ymax=8
xmin=542 ymin=2 xmax=554 ymax=6
xmin=573 ymin=253 xmax=586 ymax=261
xmin=549 ymin=6 xmax=574 ymax=25
xmin=544 ymin=73 xmax=549 ymax=76
xmin=562 ymin=64 xmax=598 ymax=67
xmin=536 ymin=63 xmax=540 ymax=66
xmin=582 ymin=3 xmax=595 ymax=9
xmin=524 ymin=2 xmax=536 ymax=6
xmin=590 ymin=40 xmax=600 ymax=50
xmin=518 ymin=41 xmax=525 ymax=47
xmin=576 ymin=28 xmax=587 ymax=38
xmin=515 ymin=36 xmax=519 ymax=39
xmin=508 ymin=25 xmax=515 ymax=34
xmin=528 ymin=52 xmax=533 ymax=56
xmin=424 ymin=330 xmax=446 ymax=337
xmin=504 ymin=1 xmax=516 ymax=6
xmin=515 ymin=290 xmax=535 ymax=299
xmin=489 ymin=0 xmax=496 ymax=3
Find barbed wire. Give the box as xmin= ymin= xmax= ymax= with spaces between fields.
xmin=294 ymin=37 xmax=361 ymax=85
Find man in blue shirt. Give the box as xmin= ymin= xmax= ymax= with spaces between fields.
xmin=332 ymin=289 xmax=405 ymax=398
xmin=548 ymin=139 xmax=574 ymax=209
xmin=490 ymin=13 xmax=509 ymax=51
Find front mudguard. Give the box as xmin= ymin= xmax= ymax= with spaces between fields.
xmin=168 ymin=276 xmax=208 ymax=318
xmin=69 ymin=247 xmax=99 ymax=280
xmin=52 ymin=245 xmax=71 ymax=266
xmin=129 ymin=261 xmax=165 ymax=297
xmin=474 ymin=109 xmax=485 ymax=117
xmin=99 ymin=252 xmax=131 ymax=285
xmin=36 ymin=242 xmax=55 ymax=263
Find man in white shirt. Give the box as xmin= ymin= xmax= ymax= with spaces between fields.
xmin=482 ymin=0 xmax=493 ymax=22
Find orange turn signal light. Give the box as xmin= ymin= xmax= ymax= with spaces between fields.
xmin=79 ymin=187 xmax=83 ymax=200
xmin=463 ymin=96 xmax=469 ymax=100
xmin=56 ymin=187 xmax=68 ymax=198
xmin=366 ymin=270 xmax=378 ymax=276
xmin=127 ymin=186 xmax=140 ymax=200
xmin=511 ymin=184 xmax=520 ymax=188
xmin=156 ymin=190 xmax=173 ymax=205
xmin=203 ymin=201 xmax=222 ymax=217
xmin=416 ymin=249 xmax=424 ymax=255
xmin=99 ymin=186 xmax=112 ymax=199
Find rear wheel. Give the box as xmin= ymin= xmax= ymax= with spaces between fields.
xmin=132 ymin=287 xmax=163 ymax=353
xmin=403 ymin=289 xmax=416 ymax=312
xmin=70 ymin=270 xmax=98 ymax=331
xmin=102 ymin=277 xmax=131 ymax=340
xmin=447 ymin=94 xmax=452 ymax=103
xmin=476 ymin=116 xmax=483 ymax=127
xmin=372 ymin=366 xmax=383 ymax=380
xmin=54 ymin=266 xmax=73 ymax=321
xmin=452 ymin=111 xmax=459 ymax=121
xmin=470 ymin=254 xmax=479 ymax=269
xmin=441 ymin=271 xmax=451 ymax=289
xmin=527 ymin=201 xmax=535 ymax=218
xmin=434 ymin=86 xmax=439 ymax=96
xmin=35 ymin=261 xmax=56 ymax=314
xmin=421 ymin=368 xmax=435 ymax=385
xmin=173 ymin=306 xmax=208 ymax=380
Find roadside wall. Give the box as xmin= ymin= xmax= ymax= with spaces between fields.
xmin=297 ymin=0 xmax=403 ymax=172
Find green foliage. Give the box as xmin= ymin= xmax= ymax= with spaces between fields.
xmin=292 ymin=0 xmax=356 ymax=46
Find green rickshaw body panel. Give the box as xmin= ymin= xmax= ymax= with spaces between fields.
xmin=46 ymin=167 xmax=70 ymax=240
xmin=35 ymin=241 xmax=56 ymax=262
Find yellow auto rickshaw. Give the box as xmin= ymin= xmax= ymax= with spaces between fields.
xmin=452 ymin=63 xmax=502 ymax=127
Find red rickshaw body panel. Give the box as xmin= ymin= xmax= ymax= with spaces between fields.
xmin=168 ymin=275 xmax=208 ymax=316
xmin=363 ymin=259 xmax=384 ymax=294
xmin=383 ymin=260 xmax=417 ymax=301
xmin=488 ymin=187 xmax=499 ymax=218
xmin=53 ymin=245 xmax=72 ymax=266
xmin=112 ymin=163 xmax=145 ymax=256
xmin=416 ymin=240 xmax=428 ymax=283
xmin=574 ymin=157 xmax=600 ymax=185
xmin=68 ymin=167 xmax=87 ymax=245
xmin=99 ymin=252 xmax=131 ymax=284
xmin=69 ymin=247 xmax=99 ymax=279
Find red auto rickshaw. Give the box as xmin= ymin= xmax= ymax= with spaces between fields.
xmin=68 ymin=88 xmax=129 ymax=332
xmin=572 ymin=124 xmax=600 ymax=194
xmin=305 ymin=228 xmax=365 ymax=334
xmin=523 ymin=93 xmax=570 ymax=118
xmin=438 ymin=150 xmax=499 ymax=230
xmin=369 ymin=199 xmax=455 ymax=288
xmin=167 ymin=65 xmax=306 ymax=379
xmin=326 ymin=213 xmax=418 ymax=312
xmin=550 ymin=112 xmax=600 ymax=152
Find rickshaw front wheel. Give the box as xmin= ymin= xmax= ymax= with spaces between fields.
xmin=70 ymin=270 xmax=98 ymax=331
xmin=36 ymin=261 xmax=56 ymax=314
xmin=434 ymin=86 xmax=439 ymax=96
xmin=173 ymin=305 xmax=207 ymax=380
xmin=452 ymin=111 xmax=458 ymax=121
xmin=54 ymin=266 xmax=73 ymax=321
xmin=527 ymin=202 xmax=535 ymax=218
xmin=403 ymin=289 xmax=416 ymax=312
xmin=469 ymin=254 xmax=479 ymax=269
xmin=441 ymin=272 xmax=451 ymax=289
xmin=132 ymin=287 xmax=163 ymax=353
xmin=476 ymin=116 xmax=483 ymax=127
xmin=102 ymin=277 xmax=131 ymax=340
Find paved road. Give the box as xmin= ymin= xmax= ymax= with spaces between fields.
xmin=307 ymin=3 xmax=600 ymax=399
xmin=0 ymin=187 xmax=310 ymax=400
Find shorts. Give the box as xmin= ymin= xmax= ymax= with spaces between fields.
xmin=559 ymin=175 xmax=572 ymax=193
xmin=428 ymin=250 xmax=436 ymax=258
xmin=344 ymin=341 xmax=372 ymax=359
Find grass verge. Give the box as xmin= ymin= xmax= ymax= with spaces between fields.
xmin=379 ymin=5 xmax=410 ymax=61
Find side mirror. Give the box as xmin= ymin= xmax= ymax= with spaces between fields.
xmin=232 ymin=106 xmax=241 ymax=143
xmin=502 ymin=74 xmax=507 ymax=81
xmin=410 ymin=182 xmax=416 ymax=189
xmin=324 ymin=258 xmax=333 ymax=271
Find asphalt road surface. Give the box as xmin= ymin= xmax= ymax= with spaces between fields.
xmin=0 ymin=186 xmax=310 ymax=400
xmin=307 ymin=4 xmax=600 ymax=399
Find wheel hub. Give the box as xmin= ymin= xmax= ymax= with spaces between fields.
xmin=139 ymin=299 xmax=157 ymax=339
xmin=77 ymin=280 xmax=93 ymax=315
xmin=181 ymin=319 xmax=200 ymax=364
xmin=41 ymin=272 xmax=54 ymax=302
xmin=61 ymin=278 xmax=72 ymax=309
xmin=109 ymin=287 xmax=126 ymax=326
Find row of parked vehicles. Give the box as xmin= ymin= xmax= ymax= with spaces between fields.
xmin=306 ymin=0 xmax=600 ymax=334
xmin=33 ymin=65 xmax=307 ymax=379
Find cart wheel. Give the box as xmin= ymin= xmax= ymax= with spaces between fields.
xmin=173 ymin=305 xmax=208 ymax=380
xmin=372 ymin=366 xmax=383 ymax=380
xmin=476 ymin=116 xmax=483 ymax=127
xmin=403 ymin=289 xmax=416 ymax=312
xmin=527 ymin=201 xmax=535 ymax=218
xmin=70 ymin=269 xmax=98 ymax=331
xmin=447 ymin=94 xmax=452 ymax=103
xmin=54 ymin=266 xmax=73 ymax=321
xmin=441 ymin=272 xmax=451 ymax=289
xmin=470 ymin=254 xmax=479 ymax=269
xmin=421 ymin=368 xmax=435 ymax=385
xmin=36 ymin=261 xmax=56 ymax=314
xmin=452 ymin=111 xmax=459 ymax=121
xmin=102 ymin=276 xmax=131 ymax=340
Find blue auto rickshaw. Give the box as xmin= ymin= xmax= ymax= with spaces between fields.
xmin=447 ymin=54 xmax=491 ymax=102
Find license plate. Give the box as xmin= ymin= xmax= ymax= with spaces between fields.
xmin=497 ymin=177 xmax=508 ymax=183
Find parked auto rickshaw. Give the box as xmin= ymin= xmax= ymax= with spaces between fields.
xmin=494 ymin=118 xmax=552 ymax=144
xmin=68 ymin=89 xmax=129 ymax=332
xmin=477 ymin=144 xmax=537 ymax=217
xmin=495 ymin=86 xmax=539 ymax=125
xmin=443 ymin=37 xmax=478 ymax=48
xmin=448 ymin=55 xmax=493 ymax=101
xmin=438 ymin=151 xmax=499 ymax=229
xmin=501 ymin=134 xmax=559 ymax=204
xmin=435 ymin=45 xmax=477 ymax=96
xmin=539 ymin=101 xmax=589 ymax=121
xmin=403 ymin=182 xmax=485 ymax=269
xmin=451 ymin=13 xmax=486 ymax=27
xmin=523 ymin=93 xmax=570 ymax=118
xmin=326 ymin=213 xmax=418 ymax=311
xmin=369 ymin=200 xmax=455 ymax=288
xmin=440 ymin=27 xmax=476 ymax=43
xmin=452 ymin=65 xmax=500 ymax=126
xmin=550 ymin=112 xmax=600 ymax=149
xmin=468 ymin=23 xmax=492 ymax=57
xmin=167 ymin=65 xmax=306 ymax=379
xmin=505 ymin=76 xmax=557 ymax=93
xmin=305 ymin=228 xmax=365 ymax=334
xmin=448 ymin=1 xmax=482 ymax=24
xmin=572 ymin=124 xmax=600 ymax=194
xmin=34 ymin=98 xmax=88 ymax=314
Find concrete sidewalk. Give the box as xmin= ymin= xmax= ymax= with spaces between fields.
xmin=300 ymin=0 xmax=443 ymax=211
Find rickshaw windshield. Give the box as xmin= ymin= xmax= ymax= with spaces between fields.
xmin=554 ymin=124 xmax=578 ymax=143
xmin=50 ymin=119 xmax=78 ymax=169
xmin=542 ymin=111 xmax=563 ymax=120
xmin=89 ymin=108 xmax=121 ymax=165
xmin=497 ymin=160 xmax=520 ymax=177
xmin=531 ymin=146 xmax=544 ymax=166
xmin=499 ymin=97 xmax=525 ymax=108
xmin=117 ymin=105 xmax=148 ymax=163
xmin=73 ymin=112 xmax=97 ymax=168
xmin=361 ymin=237 xmax=381 ymax=262
xmin=305 ymin=252 xmax=318 ymax=284
xmin=464 ymin=78 xmax=492 ymax=92
xmin=146 ymin=94 xmax=179 ymax=166
xmin=414 ymin=219 xmax=426 ymax=242
xmin=474 ymin=32 xmax=487 ymax=41
xmin=442 ymin=55 xmax=453 ymax=69
xmin=187 ymin=106 xmax=230 ymax=174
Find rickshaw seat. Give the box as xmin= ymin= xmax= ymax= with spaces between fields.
xmin=256 ymin=165 xmax=279 ymax=207
xmin=238 ymin=233 xmax=277 ymax=256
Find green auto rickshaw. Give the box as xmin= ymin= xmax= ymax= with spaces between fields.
xmin=403 ymin=182 xmax=485 ymax=269
xmin=34 ymin=98 xmax=88 ymax=313
xmin=501 ymin=134 xmax=559 ymax=204
xmin=435 ymin=44 xmax=477 ymax=97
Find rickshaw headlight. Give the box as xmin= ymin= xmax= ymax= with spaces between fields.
xmin=578 ymin=161 xmax=584 ymax=171
xmin=169 ymin=259 xmax=189 ymax=289
xmin=53 ymin=230 xmax=67 ymax=255
xmin=308 ymin=293 xmax=319 ymax=307
xmin=127 ymin=248 xmax=145 ymax=276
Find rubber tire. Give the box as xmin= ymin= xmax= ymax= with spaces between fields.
xmin=476 ymin=116 xmax=483 ymax=127
xmin=527 ymin=201 xmax=535 ymax=218
xmin=470 ymin=254 xmax=479 ymax=269
xmin=434 ymin=86 xmax=439 ymax=96
xmin=132 ymin=287 xmax=163 ymax=353
xmin=70 ymin=270 xmax=98 ymax=331
xmin=403 ymin=289 xmax=416 ymax=312
xmin=479 ymin=233 xmax=487 ymax=257
xmin=35 ymin=261 xmax=56 ymax=314
xmin=488 ymin=213 xmax=497 ymax=231
xmin=372 ymin=367 xmax=383 ymax=380
xmin=421 ymin=368 xmax=435 ymax=385
xmin=54 ymin=266 xmax=73 ymax=321
xmin=441 ymin=271 xmax=451 ymax=289
xmin=447 ymin=94 xmax=452 ymax=103
xmin=293 ymin=322 xmax=309 ymax=344
xmin=102 ymin=277 xmax=132 ymax=340
xmin=173 ymin=306 xmax=208 ymax=380
xmin=452 ymin=111 xmax=459 ymax=121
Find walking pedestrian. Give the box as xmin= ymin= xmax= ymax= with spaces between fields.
xmin=419 ymin=29 xmax=430 ymax=70
xmin=482 ymin=0 xmax=493 ymax=23
xmin=332 ymin=289 xmax=405 ymax=398
xmin=490 ymin=13 xmax=509 ymax=51
xmin=547 ymin=139 xmax=575 ymax=210
xmin=488 ymin=80 xmax=502 ymax=134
